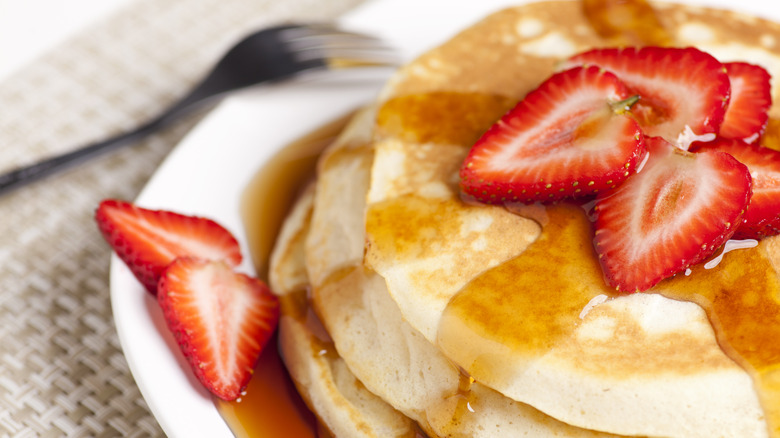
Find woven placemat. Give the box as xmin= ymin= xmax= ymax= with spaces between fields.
xmin=0 ymin=0 xmax=361 ymax=435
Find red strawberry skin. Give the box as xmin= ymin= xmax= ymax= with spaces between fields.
xmin=695 ymin=138 xmax=780 ymax=239
xmin=460 ymin=65 xmax=645 ymax=204
xmin=157 ymin=257 xmax=280 ymax=401
xmin=593 ymin=136 xmax=752 ymax=292
xmin=720 ymin=62 xmax=772 ymax=142
xmin=565 ymin=47 xmax=730 ymax=146
xmin=95 ymin=199 xmax=242 ymax=294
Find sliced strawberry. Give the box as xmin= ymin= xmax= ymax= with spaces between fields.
xmin=694 ymin=138 xmax=780 ymax=239
xmin=593 ymin=136 xmax=751 ymax=292
xmin=460 ymin=66 xmax=645 ymax=204
xmin=565 ymin=47 xmax=730 ymax=148
xmin=157 ymin=257 xmax=279 ymax=401
xmin=95 ymin=199 xmax=242 ymax=294
xmin=720 ymin=62 xmax=772 ymax=142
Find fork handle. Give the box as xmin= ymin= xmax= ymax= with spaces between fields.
xmin=0 ymin=118 xmax=163 ymax=196
xmin=0 ymin=87 xmax=212 ymax=196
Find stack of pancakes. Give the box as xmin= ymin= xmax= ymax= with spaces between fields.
xmin=267 ymin=2 xmax=780 ymax=437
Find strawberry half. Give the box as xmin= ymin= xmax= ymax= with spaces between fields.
xmin=95 ymin=199 xmax=242 ymax=294
xmin=694 ymin=138 xmax=780 ymax=239
xmin=565 ymin=47 xmax=730 ymax=148
xmin=157 ymin=257 xmax=280 ymax=401
xmin=460 ymin=66 xmax=645 ymax=204
xmin=720 ymin=62 xmax=772 ymax=143
xmin=593 ymin=136 xmax=752 ymax=292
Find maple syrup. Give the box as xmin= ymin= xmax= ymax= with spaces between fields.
xmin=240 ymin=114 xmax=354 ymax=279
xmin=227 ymin=79 xmax=780 ymax=438
xmin=582 ymin=0 xmax=672 ymax=46
xmin=228 ymin=1 xmax=780 ymax=435
xmin=762 ymin=118 xmax=780 ymax=151
xmin=372 ymin=89 xmax=780 ymax=436
xmin=214 ymin=334 xmax=318 ymax=438
xmin=221 ymin=115 xmax=353 ymax=437
xmin=376 ymin=92 xmax=516 ymax=147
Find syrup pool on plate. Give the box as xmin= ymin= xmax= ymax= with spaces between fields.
xmin=215 ymin=335 xmax=318 ymax=438
xmin=218 ymin=115 xmax=353 ymax=438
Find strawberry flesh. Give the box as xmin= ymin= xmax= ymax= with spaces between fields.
xmin=565 ymin=47 xmax=730 ymax=148
xmin=460 ymin=65 xmax=645 ymax=204
xmin=157 ymin=257 xmax=280 ymax=401
xmin=694 ymin=138 xmax=780 ymax=239
xmin=95 ymin=199 xmax=242 ymax=294
xmin=720 ymin=62 xmax=772 ymax=142
xmin=593 ymin=136 xmax=752 ymax=292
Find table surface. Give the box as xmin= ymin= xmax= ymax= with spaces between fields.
xmin=0 ymin=0 xmax=359 ymax=435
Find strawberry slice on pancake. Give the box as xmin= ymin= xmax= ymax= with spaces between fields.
xmin=593 ymin=136 xmax=752 ymax=292
xmin=460 ymin=65 xmax=645 ymax=204
xmin=565 ymin=47 xmax=730 ymax=149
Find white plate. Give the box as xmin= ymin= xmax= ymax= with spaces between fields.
xmin=110 ymin=0 xmax=777 ymax=436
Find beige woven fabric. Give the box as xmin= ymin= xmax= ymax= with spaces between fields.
xmin=0 ymin=0 xmax=361 ymax=435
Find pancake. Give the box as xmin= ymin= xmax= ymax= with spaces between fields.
xmin=271 ymin=117 xmax=620 ymax=438
xmin=267 ymin=1 xmax=780 ymax=437
xmin=304 ymin=106 xmax=377 ymax=289
xmin=269 ymin=183 xmax=417 ymax=438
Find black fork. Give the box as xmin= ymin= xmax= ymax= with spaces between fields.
xmin=0 ymin=23 xmax=396 ymax=195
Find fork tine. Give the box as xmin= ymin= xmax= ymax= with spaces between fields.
xmin=279 ymin=25 xmax=384 ymax=50
xmin=324 ymin=48 xmax=400 ymax=69
xmin=280 ymin=23 xmax=381 ymax=42
xmin=295 ymin=44 xmax=399 ymax=67
xmin=279 ymin=24 xmax=401 ymax=67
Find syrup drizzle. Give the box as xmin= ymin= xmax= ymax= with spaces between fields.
xmin=762 ymin=118 xmax=780 ymax=152
xmin=225 ymin=116 xmax=352 ymax=437
xmin=581 ymin=0 xmax=672 ymax=46
xmin=228 ymin=0 xmax=780 ymax=434
xmin=214 ymin=335 xmax=318 ymax=438
xmin=662 ymin=243 xmax=780 ymax=436
xmin=240 ymin=114 xmax=353 ymax=279
xmin=375 ymin=90 xmax=780 ymax=435
xmin=437 ymin=201 xmax=780 ymax=436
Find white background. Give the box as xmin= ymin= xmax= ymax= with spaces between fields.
xmin=0 ymin=0 xmax=133 ymax=81
xmin=1 ymin=0 xmax=772 ymax=84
